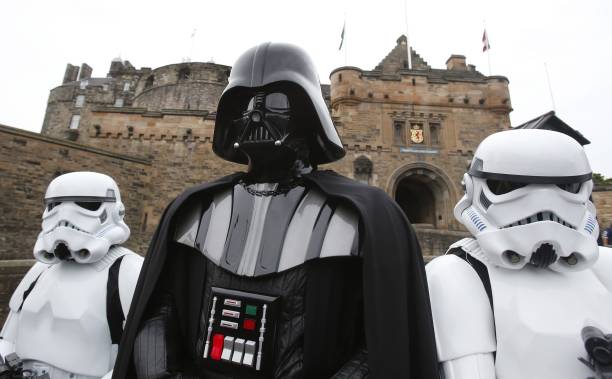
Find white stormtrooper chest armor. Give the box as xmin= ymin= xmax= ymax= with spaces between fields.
xmin=12 ymin=247 xmax=128 ymax=377
xmin=488 ymin=263 xmax=612 ymax=379
xmin=488 ymin=266 xmax=612 ymax=379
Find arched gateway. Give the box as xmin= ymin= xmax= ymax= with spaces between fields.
xmin=388 ymin=163 xmax=458 ymax=230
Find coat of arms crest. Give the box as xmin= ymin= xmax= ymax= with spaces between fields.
xmin=410 ymin=126 xmax=424 ymax=144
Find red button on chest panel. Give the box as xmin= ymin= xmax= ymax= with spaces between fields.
xmin=210 ymin=333 xmax=224 ymax=360
xmin=243 ymin=318 xmax=256 ymax=331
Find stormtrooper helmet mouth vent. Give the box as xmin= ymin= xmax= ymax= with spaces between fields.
xmin=529 ymin=243 xmax=558 ymax=268
xmin=501 ymin=211 xmax=576 ymax=230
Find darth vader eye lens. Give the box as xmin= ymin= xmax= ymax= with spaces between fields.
xmin=265 ymin=93 xmax=290 ymax=112
xmin=47 ymin=202 xmax=61 ymax=211
xmin=76 ymin=202 xmax=102 ymax=211
xmin=557 ymin=182 xmax=582 ymax=194
xmin=486 ymin=180 xmax=527 ymax=195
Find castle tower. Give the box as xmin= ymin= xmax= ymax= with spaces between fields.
xmin=327 ymin=36 xmax=512 ymax=256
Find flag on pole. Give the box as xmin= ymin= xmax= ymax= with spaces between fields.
xmin=339 ymin=21 xmax=345 ymax=51
xmin=482 ymin=29 xmax=491 ymax=52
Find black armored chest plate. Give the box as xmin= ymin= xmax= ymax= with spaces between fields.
xmin=201 ymin=287 xmax=280 ymax=377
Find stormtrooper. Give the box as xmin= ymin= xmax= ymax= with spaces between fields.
xmin=0 ymin=172 xmax=143 ymax=379
xmin=111 ymin=42 xmax=438 ymax=379
xmin=426 ymin=129 xmax=612 ymax=379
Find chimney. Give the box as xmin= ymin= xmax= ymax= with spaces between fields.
xmin=79 ymin=63 xmax=93 ymax=80
xmin=445 ymin=55 xmax=467 ymax=71
xmin=62 ymin=64 xmax=80 ymax=84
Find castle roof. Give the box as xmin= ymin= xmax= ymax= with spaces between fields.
xmin=513 ymin=110 xmax=590 ymax=145
xmin=332 ymin=35 xmax=501 ymax=84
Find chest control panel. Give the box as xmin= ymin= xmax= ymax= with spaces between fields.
xmin=202 ymin=287 xmax=279 ymax=377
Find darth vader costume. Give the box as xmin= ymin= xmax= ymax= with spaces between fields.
xmin=112 ymin=43 xmax=438 ymax=379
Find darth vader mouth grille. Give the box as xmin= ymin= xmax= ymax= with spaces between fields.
xmin=46 ymin=220 xmax=89 ymax=234
xmin=244 ymin=125 xmax=274 ymax=142
xmin=502 ymin=211 xmax=575 ymax=230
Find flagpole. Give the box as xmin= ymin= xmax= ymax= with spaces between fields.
xmin=483 ymin=20 xmax=491 ymax=75
xmin=404 ymin=0 xmax=412 ymax=69
xmin=544 ymin=62 xmax=556 ymax=111
xmin=344 ymin=13 xmax=348 ymax=66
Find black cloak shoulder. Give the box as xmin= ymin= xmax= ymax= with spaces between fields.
xmin=112 ymin=170 xmax=439 ymax=379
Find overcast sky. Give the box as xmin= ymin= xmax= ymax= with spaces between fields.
xmin=1 ymin=0 xmax=610 ymax=176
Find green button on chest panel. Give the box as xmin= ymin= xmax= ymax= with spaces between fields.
xmin=245 ymin=304 xmax=258 ymax=316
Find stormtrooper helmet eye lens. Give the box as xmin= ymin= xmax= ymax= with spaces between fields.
xmin=47 ymin=202 xmax=61 ymax=211
xmin=486 ymin=179 xmax=527 ymax=195
xmin=557 ymin=182 xmax=582 ymax=194
xmin=265 ymin=93 xmax=290 ymax=112
xmin=76 ymin=202 xmax=102 ymax=211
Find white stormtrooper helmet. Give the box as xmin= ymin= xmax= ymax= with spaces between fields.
xmin=454 ymin=129 xmax=598 ymax=272
xmin=33 ymin=172 xmax=130 ymax=264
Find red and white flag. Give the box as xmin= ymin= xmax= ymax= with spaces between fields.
xmin=482 ymin=29 xmax=491 ymax=52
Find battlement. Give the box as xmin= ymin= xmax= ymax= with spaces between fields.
xmin=330 ymin=38 xmax=512 ymax=114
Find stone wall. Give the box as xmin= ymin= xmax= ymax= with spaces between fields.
xmin=0 ymin=123 xmax=153 ymax=321
xmin=594 ymin=185 xmax=612 ymax=235
xmin=0 ymin=124 xmax=152 ymax=257
xmin=133 ymin=63 xmax=230 ymax=112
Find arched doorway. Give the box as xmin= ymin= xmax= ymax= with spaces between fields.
xmin=389 ymin=164 xmax=457 ymax=230
xmin=396 ymin=178 xmax=436 ymax=225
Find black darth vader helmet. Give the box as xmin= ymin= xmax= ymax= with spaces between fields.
xmin=213 ymin=42 xmax=345 ymax=165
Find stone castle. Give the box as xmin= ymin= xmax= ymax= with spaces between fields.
xmin=1 ymin=36 xmax=609 ymax=319
xmin=37 ymin=35 xmax=512 ymax=256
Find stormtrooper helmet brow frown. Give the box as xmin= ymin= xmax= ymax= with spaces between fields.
xmin=454 ymin=129 xmax=598 ymax=272
xmin=33 ymin=172 xmax=130 ymax=264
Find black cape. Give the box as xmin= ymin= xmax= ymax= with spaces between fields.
xmin=112 ymin=170 xmax=439 ymax=379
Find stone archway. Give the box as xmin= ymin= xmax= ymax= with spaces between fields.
xmin=388 ymin=163 xmax=458 ymax=230
xmin=396 ymin=178 xmax=436 ymax=225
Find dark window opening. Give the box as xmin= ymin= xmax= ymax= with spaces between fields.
xmin=178 ymin=67 xmax=191 ymax=80
xmin=394 ymin=120 xmax=405 ymax=145
xmin=144 ymin=76 xmax=154 ymax=89
xmin=354 ymin=156 xmax=373 ymax=184
xmin=430 ymin=123 xmax=440 ymax=146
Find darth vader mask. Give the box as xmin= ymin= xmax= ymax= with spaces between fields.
xmin=231 ymin=91 xmax=295 ymax=159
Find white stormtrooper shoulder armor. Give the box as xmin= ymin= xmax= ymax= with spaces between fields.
xmin=8 ymin=262 xmax=49 ymax=312
xmin=426 ymin=254 xmax=496 ymax=361
xmin=592 ymin=246 xmax=612 ymax=291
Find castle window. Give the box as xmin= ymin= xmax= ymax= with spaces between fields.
xmin=123 ymin=82 xmax=131 ymax=92
xmin=145 ymin=75 xmax=154 ymax=89
xmin=354 ymin=156 xmax=373 ymax=184
xmin=114 ymin=98 xmax=124 ymax=107
xmin=79 ymin=80 xmax=88 ymax=89
xmin=69 ymin=115 xmax=81 ymax=130
xmin=75 ymin=95 xmax=85 ymax=108
xmin=338 ymin=74 xmax=342 ymax=82
xmin=394 ymin=120 xmax=406 ymax=145
xmin=430 ymin=123 xmax=440 ymax=146
xmin=178 ymin=67 xmax=191 ymax=80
